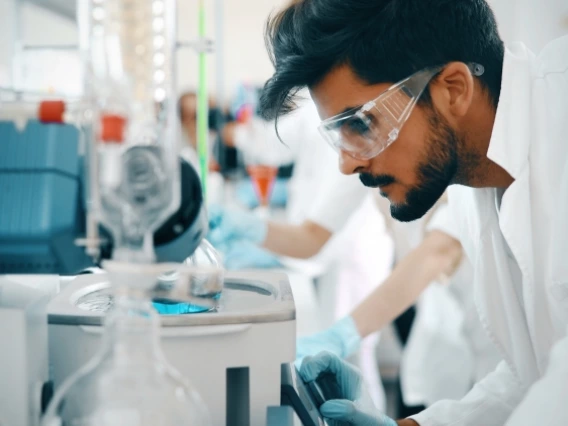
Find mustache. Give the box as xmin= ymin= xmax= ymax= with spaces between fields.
xmin=359 ymin=173 xmax=396 ymax=187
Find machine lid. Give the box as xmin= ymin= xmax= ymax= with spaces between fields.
xmin=48 ymin=270 xmax=296 ymax=326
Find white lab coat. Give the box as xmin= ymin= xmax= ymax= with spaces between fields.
xmin=233 ymin=99 xmax=394 ymax=409
xmin=400 ymin=205 xmax=501 ymax=407
xmin=411 ymin=37 xmax=568 ymax=426
xmin=504 ymin=326 xmax=568 ymax=425
xmin=504 ymin=121 xmax=568 ymax=425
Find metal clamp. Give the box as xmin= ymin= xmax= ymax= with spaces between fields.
xmin=177 ymin=38 xmax=215 ymax=53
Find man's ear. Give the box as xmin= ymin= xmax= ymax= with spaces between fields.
xmin=431 ymin=62 xmax=475 ymax=119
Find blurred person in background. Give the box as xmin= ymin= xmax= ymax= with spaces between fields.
xmin=178 ymin=91 xmax=223 ymax=204
xmin=178 ymin=91 xmax=220 ymax=173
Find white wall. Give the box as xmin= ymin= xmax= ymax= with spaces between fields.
xmin=0 ymin=0 xmax=16 ymax=85
xmin=0 ymin=0 xmax=78 ymax=88
xmin=3 ymin=0 xmax=565 ymax=101
xmin=176 ymin=0 xmax=287 ymax=104
xmin=1 ymin=0 xmax=287 ymax=103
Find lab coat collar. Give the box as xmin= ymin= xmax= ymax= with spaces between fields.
xmin=486 ymin=43 xmax=535 ymax=180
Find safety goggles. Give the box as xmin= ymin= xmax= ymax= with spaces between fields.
xmin=318 ymin=63 xmax=485 ymax=160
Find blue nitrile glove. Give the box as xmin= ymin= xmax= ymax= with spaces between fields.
xmin=236 ymin=178 xmax=289 ymax=208
xmin=319 ymin=400 xmax=397 ymax=426
xmin=208 ymin=205 xmax=268 ymax=247
xmin=296 ymin=316 xmax=361 ymax=366
xmin=221 ymin=240 xmax=281 ymax=270
xmin=300 ymin=352 xmax=397 ymax=426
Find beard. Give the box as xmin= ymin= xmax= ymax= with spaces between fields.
xmin=360 ymin=111 xmax=459 ymax=222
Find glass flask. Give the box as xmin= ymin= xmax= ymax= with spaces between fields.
xmin=153 ymin=240 xmax=224 ymax=315
xmin=42 ymin=281 xmax=210 ymax=426
xmin=242 ymin=142 xmax=280 ymax=220
xmin=184 ymin=239 xmax=224 ymax=298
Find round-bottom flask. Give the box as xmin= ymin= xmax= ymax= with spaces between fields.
xmin=153 ymin=239 xmax=224 ymax=315
xmin=42 ymin=286 xmax=210 ymax=426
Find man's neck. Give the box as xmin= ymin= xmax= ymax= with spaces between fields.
xmin=456 ymin=95 xmax=514 ymax=189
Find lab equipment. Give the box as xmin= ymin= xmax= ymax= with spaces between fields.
xmin=86 ymin=0 xmax=183 ymax=263
xmin=0 ymin=279 xmax=51 ymax=426
xmin=0 ymin=96 xmax=207 ymax=269
xmin=0 ymin=0 xmax=220 ymax=424
xmin=0 ymin=1 xmax=303 ymax=425
xmin=300 ymin=352 xmax=396 ymax=426
xmin=235 ymin=116 xmax=282 ymax=217
xmin=0 ymin=111 xmax=211 ymax=423
xmin=280 ymin=363 xmax=328 ymax=426
xmin=247 ymin=164 xmax=279 ymax=213
xmin=296 ymin=315 xmax=362 ymax=364
xmin=43 ymin=264 xmax=211 ymax=426
xmin=300 ymin=352 xmax=359 ymax=400
xmin=47 ymin=270 xmax=296 ymax=426
xmin=0 ymin=119 xmax=92 ymax=274
xmin=153 ymin=240 xmax=224 ymax=315
xmin=236 ymin=177 xmax=289 ymax=208
xmin=318 ymin=63 xmax=484 ymax=160
xmin=184 ymin=238 xmax=225 ymax=298
xmin=40 ymin=0 xmax=214 ymax=421
xmin=208 ymin=204 xmax=268 ymax=246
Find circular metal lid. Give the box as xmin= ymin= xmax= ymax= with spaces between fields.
xmin=48 ymin=270 xmax=295 ymax=326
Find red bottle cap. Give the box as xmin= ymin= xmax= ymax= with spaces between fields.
xmin=38 ymin=100 xmax=65 ymax=123
xmin=100 ymin=114 xmax=126 ymax=143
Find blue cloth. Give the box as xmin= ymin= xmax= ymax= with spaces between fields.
xmin=299 ymin=352 xmax=396 ymax=426
xmin=236 ymin=178 xmax=288 ymax=208
xmin=208 ymin=205 xmax=268 ymax=247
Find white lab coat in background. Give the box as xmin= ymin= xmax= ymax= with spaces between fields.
xmin=411 ymin=37 xmax=568 ymax=426
xmin=234 ymin=99 xmax=393 ymax=409
xmin=400 ymin=205 xmax=501 ymax=407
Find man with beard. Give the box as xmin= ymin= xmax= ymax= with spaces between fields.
xmin=257 ymin=0 xmax=568 ymax=425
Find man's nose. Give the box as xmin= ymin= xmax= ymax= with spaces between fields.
xmin=338 ymin=150 xmax=369 ymax=175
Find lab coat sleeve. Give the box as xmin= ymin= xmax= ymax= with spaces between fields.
xmin=409 ymin=360 xmax=527 ymax=426
xmin=503 ymin=327 xmax=568 ymax=425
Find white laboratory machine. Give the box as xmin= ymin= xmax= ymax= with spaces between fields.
xmin=47 ymin=270 xmax=296 ymax=426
